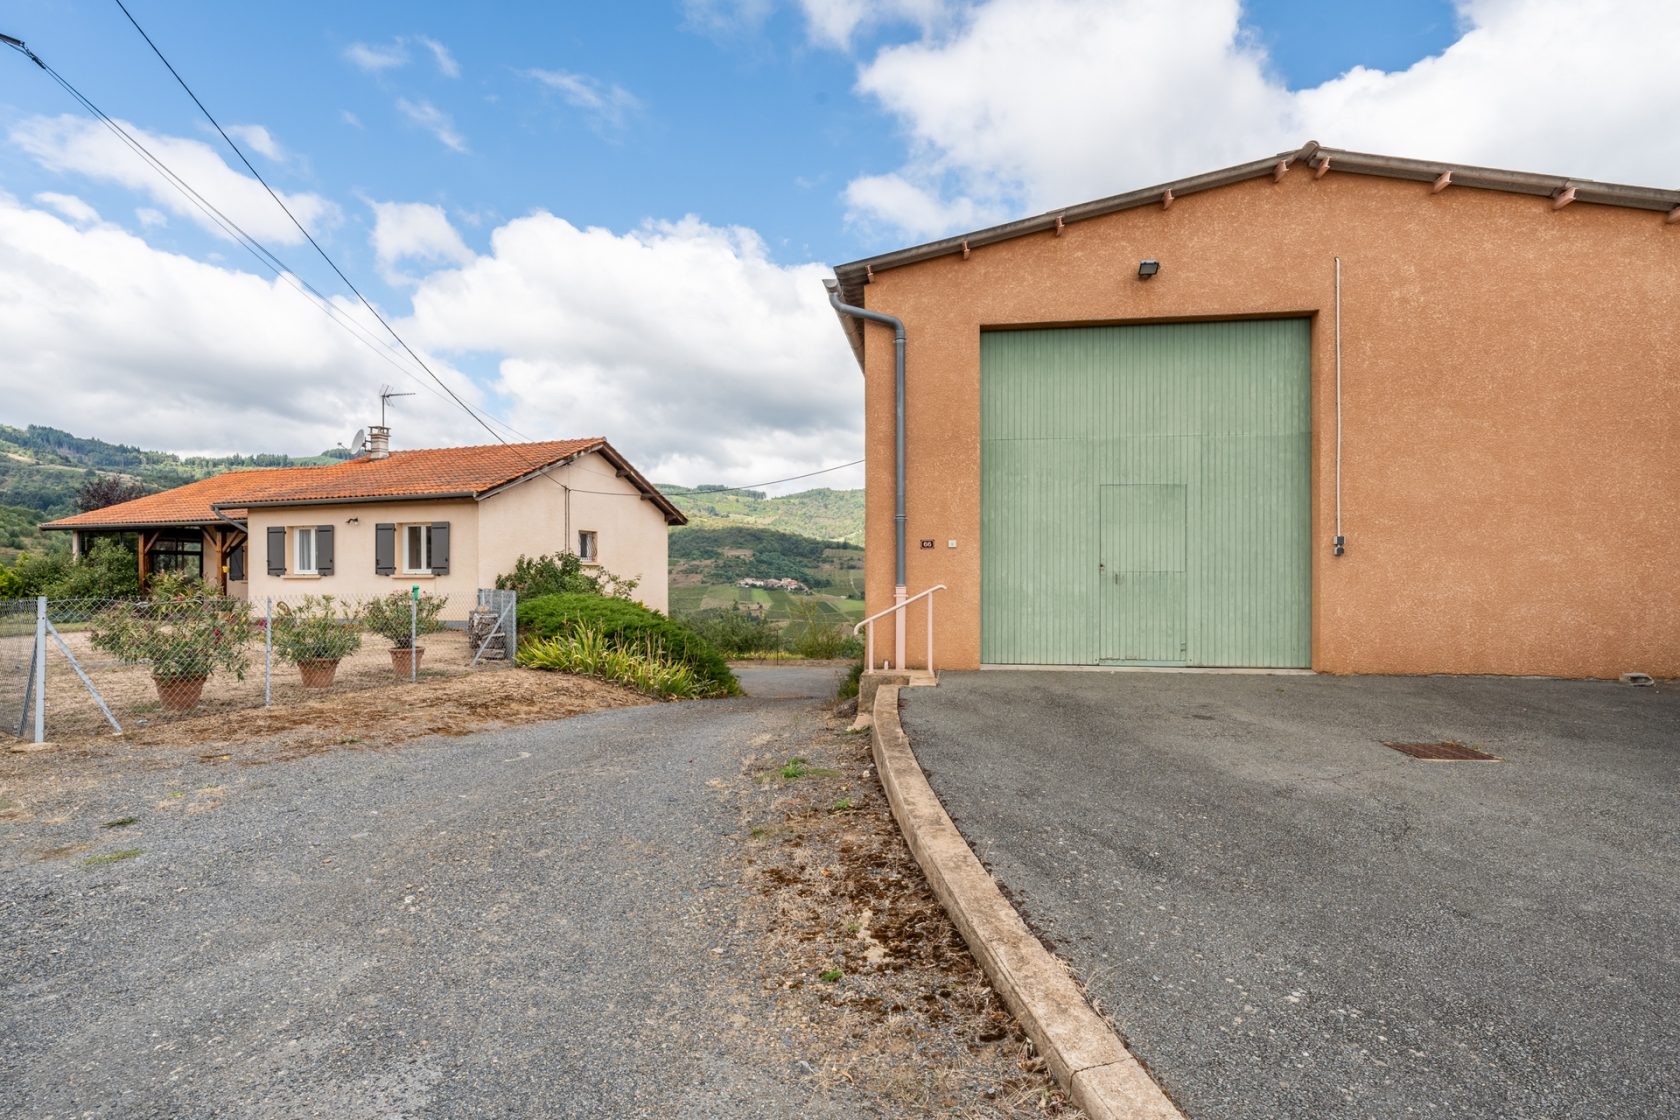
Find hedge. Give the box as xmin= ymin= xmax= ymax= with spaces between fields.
xmin=517 ymin=593 xmax=740 ymax=696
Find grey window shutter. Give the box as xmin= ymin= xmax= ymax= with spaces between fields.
xmin=266 ymin=526 xmax=286 ymax=576
xmin=375 ymin=524 xmax=396 ymax=575
xmin=428 ymin=522 xmax=450 ymax=575
xmin=229 ymin=544 xmax=246 ymax=582
xmin=316 ymin=525 xmax=334 ymax=576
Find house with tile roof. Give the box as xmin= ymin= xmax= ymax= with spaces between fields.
xmin=42 ymin=427 xmax=685 ymax=612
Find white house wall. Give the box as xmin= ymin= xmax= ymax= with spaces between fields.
xmin=244 ymin=499 xmax=483 ymax=612
xmin=477 ymin=452 xmax=670 ymax=613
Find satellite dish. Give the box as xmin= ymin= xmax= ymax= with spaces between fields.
xmin=349 ymin=428 xmax=367 ymax=458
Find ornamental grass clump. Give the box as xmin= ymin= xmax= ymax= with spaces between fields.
xmin=517 ymin=626 xmax=721 ymax=699
xmin=517 ymin=592 xmax=739 ymax=695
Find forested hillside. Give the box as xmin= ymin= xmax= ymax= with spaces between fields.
xmin=661 ymin=484 xmax=863 ymax=545
xmin=0 ymin=423 xmax=349 ymax=562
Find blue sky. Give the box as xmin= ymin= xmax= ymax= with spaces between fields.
xmin=0 ymin=1 xmax=1670 ymax=488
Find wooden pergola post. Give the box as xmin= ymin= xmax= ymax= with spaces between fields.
xmin=137 ymin=530 xmax=155 ymax=589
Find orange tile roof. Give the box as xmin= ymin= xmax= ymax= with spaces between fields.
xmin=44 ymin=439 xmax=686 ymax=529
xmin=41 ymin=467 xmax=318 ymax=529
xmin=225 ymin=438 xmax=606 ymax=505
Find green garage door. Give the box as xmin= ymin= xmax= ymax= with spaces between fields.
xmin=981 ymin=320 xmax=1310 ymax=667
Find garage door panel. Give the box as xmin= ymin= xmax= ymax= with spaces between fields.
xmin=981 ymin=320 xmax=1310 ymax=667
xmin=1101 ymin=484 xmax=1187 ymax=663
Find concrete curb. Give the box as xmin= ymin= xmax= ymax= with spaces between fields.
xmin=870 ymin=684 xmax=1184 ymax=1120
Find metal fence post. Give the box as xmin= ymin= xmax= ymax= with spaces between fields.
xmin=33 ymin=596 xmax=47 ymax=744
xmin=264 ymin=596 xmax=273 ymax=706
xmin=409 ymin=591 xmax=418 ymax=683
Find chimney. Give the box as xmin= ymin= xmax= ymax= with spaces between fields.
xmin=367 ymin=425 xmax=390 ymax=460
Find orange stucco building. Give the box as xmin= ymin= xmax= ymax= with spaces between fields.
xmin=828 ymin=143 xmax=1679 ymax=678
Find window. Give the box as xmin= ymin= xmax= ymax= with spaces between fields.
xmin=403 ymin=524 xmax=430 ymax=574
xmin=293 ymin=527 xmax=317 ymax=574
xmin=148 ymin=532 xmax=203 ymax=577
xmin=578 ymin=530 xmax=598 ymax=563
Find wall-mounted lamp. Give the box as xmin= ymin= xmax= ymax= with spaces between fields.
xmin=346 ymin=517 xmax=360 ymax=525
xmin=1137 ymin=259 xmax=1161 ymax=280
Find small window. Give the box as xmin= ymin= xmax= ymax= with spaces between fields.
xmin=293 ymin=527 xmax=317 ymax=575
xmin=403 ymin=524 xmax=431 ymax=574
xmin=578 ymin=530 xmax=598 ymax=563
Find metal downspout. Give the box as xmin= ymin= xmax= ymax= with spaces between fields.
xmin=826 ymin=280 xmax=909 ymax=667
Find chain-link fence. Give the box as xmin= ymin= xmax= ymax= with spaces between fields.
xmin=3 ymin=588 xmax=516 ymax=743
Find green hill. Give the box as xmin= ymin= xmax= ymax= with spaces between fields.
xmin=661 ymin=484 xmax=863 ymax=545
xmin=0 ymin=423 xmax=350 ymax=563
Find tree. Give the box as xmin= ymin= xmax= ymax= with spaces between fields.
xmin=76 ymin=473 xmax=148 ymax=513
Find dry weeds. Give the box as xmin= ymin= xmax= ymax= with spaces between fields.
xmin=734 ymin=712 xmax=1082 ymax=1119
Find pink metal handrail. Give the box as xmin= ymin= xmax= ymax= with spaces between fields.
xmin=852 ymin=584 xmax=947 ymax=674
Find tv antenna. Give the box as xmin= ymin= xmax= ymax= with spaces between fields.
xmin=379 ymin=385 xmax=415 ymax=426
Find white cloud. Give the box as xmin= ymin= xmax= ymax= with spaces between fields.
xmin=32 ymin=192 xmax=100 ymax=226
xmin=345 ymin=34 xmax=458 ymax=77
xmin=681 ymin=0 xmax=775 ymax=37
xmin=396 ymin=98 xmax=468 ymax=152
xmin=344 ymin=40 xmax=408 ymax=72
xmin=842 ymin=172 xmax=1004 ymax=242
xmin=833 ymin=0 xmax=1680 ymax=241
xmin=224 ymin=124 xmax=285 ymax=162
xmin=798 ymin=0 xmax=953 ymax=49
xmin=370 ymin=201 xmax=473 ymax=283
xmin=398 ymin=213 xmax=861 ymax=484
xmin=416 ymin=35 xmax=460 ymax=77
xmin=525 ymin=69 xmax=643 ymax=133
xmin=10 ymin=114 xmax=339 ymax=246
xmin=0 ymin=192 xmax=477 ymax=457
xmin=0 ymin=192 xmax=861 ymax=486
xmin=135 ymin=207 xmax=168 ymax=228
xmin=341 ymin=110 xmax=364 ymax=129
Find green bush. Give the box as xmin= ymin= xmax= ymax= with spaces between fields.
xmin=517 ymin=626 xmax=722 ymax=699
xmin=518 ymin=592 xmax=739 ymax=696
xmin=679 ymin=606 xmax=782 ymax=658
xmin=836 ymin=660 xmax=864 ymax=702
xmin=787 ymin=599 xmax=864 ymax=659
xmin=271 ymin=595 xmax=363 ymax=662
xmin=362 ymin=590 xmax=447 ymax=649
xmin=46 ymin=539 xmax=142 ymax=599
xmin=88 ymin=573 xmax=255 ymax=683
xmin=2 ymin=551 xmax=71 ymax=598
xmin=495 ymin=552 xmax=640 ymax=600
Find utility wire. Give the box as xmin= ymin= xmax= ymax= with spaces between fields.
xmin=8 ymin=24 xmax=860 ymax=503
xmin=679 ymin=459 xmax=865 ymax=495
xmin=112 ymin=0 xmax=509 ymax=447
xmin=0 ymin=34 xmax=507 ymax=433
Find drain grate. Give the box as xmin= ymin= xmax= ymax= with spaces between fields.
xmin=1383 ymin=740 xmax=1498 ymax=761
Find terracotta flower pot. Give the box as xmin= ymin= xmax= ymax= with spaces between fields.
xmin=153 ymin=674 xmax=208 ymax=711
xmin=297 ymin=658 xmax=341 ymax=688
xmin=391 ymin=646 xmax=425 ymax=677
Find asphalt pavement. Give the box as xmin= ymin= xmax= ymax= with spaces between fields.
xmin=2 ymin=665 xmax=847 ymax=1119
xmin=901 ymin=671 xmax=1680 ymax=1120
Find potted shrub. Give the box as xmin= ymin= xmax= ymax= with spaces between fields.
xmin=272 ymin=595 xmax=363 ymax=688
xmin=89 ymin=573 xmax=254 ymax=711
xmin=363 ymin=590 xmax=448 ymax=677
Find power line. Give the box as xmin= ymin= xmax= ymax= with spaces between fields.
xmin=111 ymin=0 xmax=509 ymax=448
xmin=0 ymin=34 xmax=498 ymax=430
xmin=672 ymin=459 xmax=866 ymax=495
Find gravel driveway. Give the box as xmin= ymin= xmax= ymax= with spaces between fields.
xmin=2 ymin=667 xmax=865 ymax=1119
xmin=902 ymin=672 xmax=1680 ymax=1120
